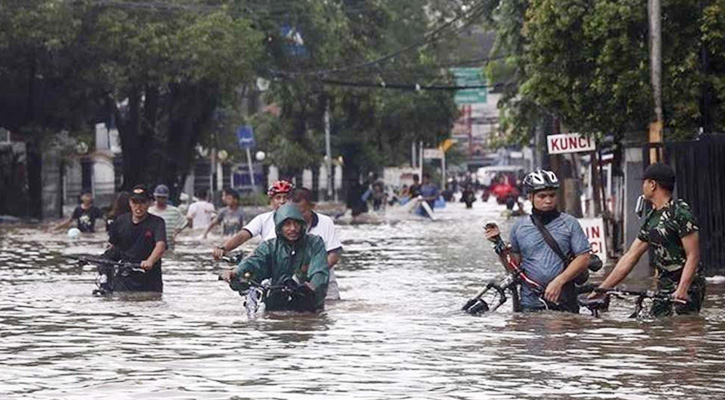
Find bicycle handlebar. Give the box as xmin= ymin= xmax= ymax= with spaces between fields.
xmin=73 ymin=256 xmax=143 ymax=271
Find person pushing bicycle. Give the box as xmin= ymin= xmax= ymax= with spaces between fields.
xmin=219 ymin=204 xmax=330 ymax=311
xmin=484 ymin=169 xmax=592 ymax=312
xmin=590 ymin=163 xmax=705 ymax=317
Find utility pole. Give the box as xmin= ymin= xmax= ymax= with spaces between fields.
xmin=210 ymin=133 xmax=216 ymax=203
xmin=419 ymin=140 xmax=424 ymax=181
xmin=441 ymin=148 xmax=446 ymax=189
xmin=325 ymin=99 xmax=333 ymax=200
xmin=245 ymin=147 xmax=255 ymax=189
xmin=648 ymin=0 xmax=663 ymax=163
xmin=411 ymin=141 xmax=416 ymax=168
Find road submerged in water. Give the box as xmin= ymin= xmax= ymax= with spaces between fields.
xmin=1 ymin=200 xmax=725 ymax=399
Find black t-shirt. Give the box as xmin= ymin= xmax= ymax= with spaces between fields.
xmin=108 ymin=213 xmax=167 ymax=292
xmin=72 ymin=205 xmax=104 ymax=233
xmin=409 ymin=183 xmax=421 ymax=198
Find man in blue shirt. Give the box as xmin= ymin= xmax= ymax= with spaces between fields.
xmin=484 ymin=169 xmax=591 ymax=312
xmin=419 ymin=173 xmax=439 ymax=209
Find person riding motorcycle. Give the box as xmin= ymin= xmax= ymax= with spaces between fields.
xmin=220 ymin=204 xmax=330 ymax=311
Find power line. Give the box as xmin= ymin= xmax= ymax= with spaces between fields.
xmin=320 ymin=78 xmax=515 ymax=92
xmin=73 ymin=0 xmax=219 ymax=12
xmin=67 ymin=0 xmax=379 ymax=16
xmin=64 ymin=0 xmax=502 ymax=81
xmin=270 ymin=1 xmax=490 ymax=78
xmin=346 ymin=55 xmax=508 ymax=79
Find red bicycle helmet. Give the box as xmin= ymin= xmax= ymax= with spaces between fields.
xmin=267 ymin=180 xmax=294 ymax=197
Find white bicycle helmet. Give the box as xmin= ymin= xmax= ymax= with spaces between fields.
xmin=523 ymin=169 xmax=560 ymax=194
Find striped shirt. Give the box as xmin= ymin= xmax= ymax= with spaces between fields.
xmin=149 ymin=204 xmax=186 ymax=250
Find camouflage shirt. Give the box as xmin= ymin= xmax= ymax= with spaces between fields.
xmin=637 ymin=198 xmax=699 ymax=273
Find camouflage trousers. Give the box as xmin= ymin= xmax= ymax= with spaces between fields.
xmin=650 ymin=272 xmax=706 ymax=318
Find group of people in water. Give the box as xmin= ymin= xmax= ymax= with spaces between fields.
xmin=57 ymin=162 xmax=705 ymax=317
xmin=57 ymin=180 xmax=342 ymax=310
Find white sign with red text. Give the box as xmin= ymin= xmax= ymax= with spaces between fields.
xmin=578 ymin=218 xmax=607 ymax=264
xmin=547 ymin=133 xmax=596 ymax=154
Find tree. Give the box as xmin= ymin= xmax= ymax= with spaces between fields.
xmin=0 ymin=0 xmax=466 ymax=214
xmin=483 ymin=0 xmax=725 ymax=143
xmin=523 ymin=0 xmax=651 ymax=138
xmin=0 ymin=0 xmax=104 ymax=217
xmin=0 ymin=0 xmax=264 ymax=214
xmin=87 ymin=1 xmax=263 ymax=195
xmin=256 ymin=0 xmax=460 ymax=200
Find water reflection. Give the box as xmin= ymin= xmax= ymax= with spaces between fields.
xmin=1 ymin=201 xmax=724 ymax=399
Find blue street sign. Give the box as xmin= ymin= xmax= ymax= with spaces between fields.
xmin=281 ymin=25 xmax=307 ymax=57
xmin=236 ymin=125 xmax=255 ymax=149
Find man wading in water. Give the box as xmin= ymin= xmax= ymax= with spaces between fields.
xmin=291 ymin=187 xmax=343 ymax=300
xmin=484 ymin=169 xmax=591 ymax=312
xmin=102 ymin=185 xmax=167 ymax=292
xmin=203 ymin=189 xmax=244 ymax=239
xmin=149 ymin=184 xmax=187 ymax=250
xmin=590 ymin=163 xmax=705 ymax=317
xmin=211 ymin=180 xmax=293 ymax=259
xmin=50 ymin=190 xmax=104 ymax=233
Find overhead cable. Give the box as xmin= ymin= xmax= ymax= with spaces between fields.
xmin=320 ymin=78 xmax=515 ymax=91
xmin=270 ymin=1 xmax=490 ymax=78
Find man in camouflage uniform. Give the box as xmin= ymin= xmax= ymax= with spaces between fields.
xmin=593 ymin=163 xmax=705 ymax=317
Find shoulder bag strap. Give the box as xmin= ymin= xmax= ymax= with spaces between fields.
xmin=530 ymin=214 xmax=570 ymax=265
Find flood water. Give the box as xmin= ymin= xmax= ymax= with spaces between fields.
xmin=2 ymin=201 xmax=725 ymax=399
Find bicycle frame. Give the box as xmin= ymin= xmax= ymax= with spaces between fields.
xmin=579 ymin=287 xmax=673 ymax=318
xmin=74 ymin=256 xmax=145 ymax=296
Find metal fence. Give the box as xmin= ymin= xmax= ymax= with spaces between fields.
xmin=643 ymin=135 xmax=725 ymax=276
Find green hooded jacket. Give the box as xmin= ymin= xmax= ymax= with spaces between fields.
xmin=235 ymin=204 xmax=329 ymax=309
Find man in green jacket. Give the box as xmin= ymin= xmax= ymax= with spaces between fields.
xmin=220 ymin=204 xmax=330 ymax=311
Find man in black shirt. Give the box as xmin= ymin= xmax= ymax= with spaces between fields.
xmin=51 ymin=190 xmax=104 ymax=233
xmin=103 ymin=185 xmax=167 ymax=292
xmin=409 ymin=174 xmax=421 ymax=198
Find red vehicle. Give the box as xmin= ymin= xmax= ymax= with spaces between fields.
xmin=489 ymin=173 xmax=521 ymax=205
xmin=477 ymin=166 xmax=524 ymax=204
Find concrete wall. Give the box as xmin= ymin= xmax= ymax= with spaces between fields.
xmin=92 ymin=154 xmax=115 ymax=207
xmin=41 ymin=150 xmax=62 ymax=219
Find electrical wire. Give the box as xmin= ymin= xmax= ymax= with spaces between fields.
xmin=320 ymin=78 xmax=515 ymax=92
xmin=270 ymin=1 xmax=491 ymax=78
xmin=339 ymin=54 xmax=508 ymax=81
xmin=59 ymin=0 xmax=503 ymax=83
xmin=63 ymin=0 xmax=379 ymax=16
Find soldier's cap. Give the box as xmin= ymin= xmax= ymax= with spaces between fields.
xmin=643 ymin=163 xmax=676 ymax=189
xmin=130 ymin=184 xmax=151 ymax=201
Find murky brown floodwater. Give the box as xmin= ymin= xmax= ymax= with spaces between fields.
xmin=2 ymin=200 xmax=725 ymax=399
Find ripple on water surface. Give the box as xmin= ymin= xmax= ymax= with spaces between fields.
xmin=1 ymin=202 xmax=725 ymax=399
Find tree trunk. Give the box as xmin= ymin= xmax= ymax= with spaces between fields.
xmin=25 ymin=137 xmax=43 ymax=218
xmin=24 ymin=55 xmax=43 ymax=218
xmin=113 ymin=86 xmax=144 ymax=189
xmin=164 ymin=82 xmax=218 ymax=201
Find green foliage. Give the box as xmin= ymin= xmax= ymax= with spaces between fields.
xmin=256 ymin=0 xmax=460 ymax=179
xmin=703 ymin=0 xmax=725 ymax=129
xmin=523 ymin=0 xmax=651 ymax=137
xmin=1 ymin=0 xmax=463 ymax=211
xmin=483 ymin=0 xmax=725 ymax=143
